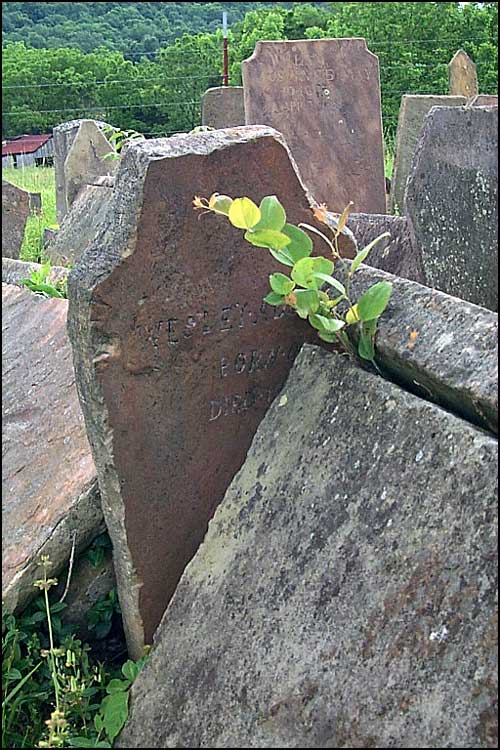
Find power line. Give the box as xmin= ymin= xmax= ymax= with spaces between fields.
xmin=3 ymin=73 xmax=224 ymax=90
xmin=3 ymin=101 xmax=202 ymax=116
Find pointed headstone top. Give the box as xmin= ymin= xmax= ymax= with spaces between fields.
xmin=448 ymin=49 xmax=478 ymax=98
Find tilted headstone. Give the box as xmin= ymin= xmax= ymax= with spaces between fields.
xmin=118 ymin=346 xmax=498 ymax=749
xmin=389 ymin=95 xmax=466 ymax=214
xmin=470 ymin=94 xmax=498 ymax=107
xmin=64 ymin=120 xmax=116 ymax=213
xmin=202 ymin=86 xmax=245 ymax=129
xmin=405 ymin=105 xmax=498 ymax=311
xmin=67 ymin=126 xmax=354 ymax=658
xmin=448 ymin=49 xmax=479 ymax=99
xmin=2 ymin=180 xmax=30 ymax=259
xmin=2 ymin=284 xmax=103 ymax=613
xmin=53 ymin=118 xmax=112 ymax=221
xmin=242 ymin=38 xmax=386 ymax=213
xmin=46 ymin=184 xmax=113 ymax=266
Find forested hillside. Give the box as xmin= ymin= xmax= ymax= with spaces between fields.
xmin=2 ymin=2 xmax=498 ymax=139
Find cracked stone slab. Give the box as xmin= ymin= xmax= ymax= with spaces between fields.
xmin=2 ymin=283 xmax=103 ymax=613
xmin=118 ymin=346 xmax=498 ymax=749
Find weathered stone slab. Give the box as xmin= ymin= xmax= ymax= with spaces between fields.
xmin=242 ymin=38 xmax=386 ymax=213
xmin=46 ymin=184 xmax=113 ymax=266
xmin=2 ymin=180 xmax=30 ymax=259
xmin=119 ymin=346 xmax=498 ymax=749
xmin=470 ymin=95 xmax=498 ymax=107
xmin=202 ymin=86 xmax=245 ymax=129
xmin=405 ymin=105 xmax=498 ymax=311
xmin=335 ymin=260 xmax=498 ymax=435
xmin=2 ymin=284 xmax=103 ymax=613
xmin=28 ymin=191 xmax=42 ymax=214
xmin=43 ymin=227 xmax=59 ymax=247
xmin=448 ymin=49 xmax=479 ymax=98
xmin=2 ymin=257 xmax=69 ymax=289
xmin=67 ymin=126 xmax=357 ymax=657
xmin=389 ymin=95 xmax=466 ymax=214
xmin=63 ymin=120 xmax=116 ymax=213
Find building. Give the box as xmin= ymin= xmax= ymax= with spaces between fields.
xmin=2 ymin=134 xmax=54 ymax=169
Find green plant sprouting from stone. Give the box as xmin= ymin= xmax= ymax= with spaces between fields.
xmin=101 ymin=126 xmax=145 ymax=161
xmin=194 ymin=194 xmax=392 ymax=364
xmin=20 ymin=262 xmax=68 ymax=299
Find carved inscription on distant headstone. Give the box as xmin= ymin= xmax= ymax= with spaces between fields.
xmin=242 ymin=39 xmax=386 ymax=213
xmin=68 ymin=127 xmax=335 ymax=658
xmin=448 ymin=50 xmax=479 ymax=99
xmin=202 ymin=87 xmax=245 ymax=129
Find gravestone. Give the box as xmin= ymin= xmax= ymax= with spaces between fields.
xmin=242 ymin=38 xmax=386 ymax=213
xmin=46 ymin=184 xmax=113 ymax=266
xmin=405 ymin=105 xmax=498 ymax=311
xmin=53 ymin=119 xmax=112 ymax=221
xmin=28 ymin=192 xmax=42 ymax=214
xmin=67 ymin=126 xmax=352 ymax=658
xmin=389 ymin=95 xmax=466 ymax=214
xmin=448 ymin=49 xmax=479 ymax=99
xmin=202 ymin=86 xmax=245 ymax=129
xmin=64 ymin=120 xmax=116 ymax=212
xmin=2 ymin=284 xmax=103 ymax=613
xmin=118 ymin=346 xmax=498 ymax=749
xmin=2 ymin=180 xmax=30 ymax=259
xmin=470 ymin=94 xmax=498 ymax=107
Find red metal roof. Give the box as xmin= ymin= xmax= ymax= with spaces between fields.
xmin=2 ymin=134 xmax=52 ymax=156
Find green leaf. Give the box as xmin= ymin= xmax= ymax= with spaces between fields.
xmin=358 ymin=320 xmax=378 ymax=361
xmin=101 ymin=691 xmax=129 ymax=741
xmin=309 ymin=315 xmax=346 ymax=333
xmin=68 ymin=738 xmax=98 ymax=747
xmin=292 ymin=257 xmax=334 ymax=289
xmin=268 ymin=248 xmax=294 ymax=267
xmin=264 ymin=291 xmax=286 ymax=306
xmin=312 ymin=272 xmax=346 ymax=296
xmin=295 ymin=289 xmax=320 ymax=318
xmin=269 ymin=273 xmax=295 ymax=295
xmin=210 ymin=194 xmax=233 ymax=216
xmin=282 ymin=224 xmax=313 ymax=262
xmin=350 ymin=232 xmax=391 ymax=274
xmin=255 ymin=196 xmax=286 ymax=231
xmin=106 ymin=679 xmax=130 ymax=694
xmin=357 ymin=281 xmax=393 ymax=321
xmin=121 ymin=660 xmax=140 ymax=683
xmin=318 ymin=331 xmax=337 ymax=343
xmin=94 ymin=714 xmax=105 ymax=733
xmin=228 ymin=197 xmax=261 ymax=230
xmin=244 ymin=229 xmax=291 ymax=250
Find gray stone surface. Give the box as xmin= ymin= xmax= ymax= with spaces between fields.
xmin=202 ymin=86 xmax=245 ymax=129
xmin=2 ymin=180 xmax=30 ymax=259
xmin=2 ymin=283 xmax=103 ymax=613
xmin=470 ymin=95 xmax=498 ymax=107
xmin=43 ymin=227 xmax=59 ymax=247
xmin=28 ymin=192 xmax=42 ymax=214
xmin=46 ymin=184 xmax=113 ymax=266
xmin=405 ymin=105 xmax=498 ymax=311
xmin=335 ymin=260 xmax=498 ymax=435
xmin=63 ymin=120 xmax=116 ymax=213
xmin=2 ymin=257 xmax=69 ymax=288
xmin=389 ymin=95 xmax=466 ymax=214
xmin=448 ymin=49 xmax=479 ymax=99
xmin=119 ymin=346 xmax=498 ymax=749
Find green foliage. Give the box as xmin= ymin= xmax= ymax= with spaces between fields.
xmin=21 ymin=261 xmax=68 ymax=299
xmin=195 ymin=193 xmax=392 ymax=364
xmin=86 ymin=589 xmax=121 ymax=641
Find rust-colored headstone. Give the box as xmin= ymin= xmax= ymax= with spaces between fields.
xmin=242 ymin=38 xmax=386 ymax=213
xmin=2 ymin=284 xmax=102 ymax=613
xmin=2 ymin=180 xmax=30 ymax=259
xmin=67 ymin=127 xmax=353 ymax=658
xmin=448 ymin=50 xmax=478 ymax=99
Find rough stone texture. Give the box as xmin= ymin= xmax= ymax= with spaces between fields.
xmin=448 ymin=49 xmax=479 ymax=99
xmin=119 ymin=346 xmax=498 ymax=749
xmin=2 ymin=180 xmax=30 ymax=259
xmin=67 ymin=126 xmax=358 ymax=658
xmin=2 ymin=257 xmax=69 ymax=289
xmin=2 ymin=283 xmax=103 ymax=613
xmin=63 ymin=120 xmax=116 ymax=213
xmin=28 ymin=192 xmax=42 ymax=214
xmin=43 ymin=227 xmax=59 ymax=247
xmin=389 ymin=95 xmax=466 ymax=214
xmin=243 ymin=38 xmax=386 ymax=213
xmin=335 ymin=260 xmax=498 ymax=435
xmin=46 ymin=184 xmax=113 ymax=266
xmin=202 ymin=87 xmax=245 ymax=129
xmin=405 ymin=105 xmax=498 ymax=312
xmin=470 ymin=95 xmax=498 ymax=107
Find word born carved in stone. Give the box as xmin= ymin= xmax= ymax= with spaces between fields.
xmin=220 ymin=342 xmax=301 ymax=380
xmin=209 ymin=384 xmax=282 ymax=423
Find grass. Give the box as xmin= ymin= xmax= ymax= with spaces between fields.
xmin=2 ymin=166 xmax=57 ymax=264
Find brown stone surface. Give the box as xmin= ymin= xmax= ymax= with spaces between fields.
xmin=242 ymin=38 xmax=386 ymax=213
xmin=67 ymin=126 xmax=358 ymax=657
xmin=2 ymin=283 xmax=103 ymax=613
xmin=46 ymin=184 xmax=113 ymax=266
xmin=2 ymin=180 xmax=30 ymax=259
xmin=389 ymin=95 xmax=466 ymax=214
xmin=63 ymin=120 xmax=116 ymax=213
xmin=202 ymin=86 xmax=245 ymax=129
xmin=448 ymin=49 xmax=479 ymax=98
xmin=470 ymin=95 xmax=499 ymax=107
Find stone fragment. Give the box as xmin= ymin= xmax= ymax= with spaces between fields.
xmin=448 ymin=49 xmax=479 ymax=98
xmin=118 ymin=346 xmax=498 ymax=750
xmin=2 ymin=257 xmax=69 ymax=289
xmin=2 ymin=283 xmax=103 ymax=613
xmin=2 ymin=180 xmax=30 ymax=259
xmin=63 ymin=120 xmax=116 ymax=213
xmin=470 ymin=95 xmax=498 ymax=107
xmin=43 ymin=227 xmax=59 ymax=247
xmin=202 ymin=86 xmax=245 ymax=129
xmin=243 ymin=38 xmax=386 ymax=213
xmin=28 ymin=192 xmax=42 ymax=214
xmin=405 ymin=105 xmax=498 ymax=311
xmin=389 ymin=95 xmax=466 ymax=214
xmin=46 ymin=184 xmax=113 ymax=266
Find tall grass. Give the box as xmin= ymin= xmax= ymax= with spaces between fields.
xmin=2 ymin=166 xmax=57 ymax=263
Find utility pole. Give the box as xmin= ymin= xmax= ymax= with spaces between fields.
xmin=222 ymin=11 xmax=229 ymax=86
